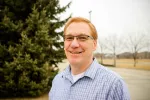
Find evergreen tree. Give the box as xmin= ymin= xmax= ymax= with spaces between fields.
xmin=0 ymin=0 xmax=71 ymax=97
xmin=0 ymin=0 xmax=36 ymax=45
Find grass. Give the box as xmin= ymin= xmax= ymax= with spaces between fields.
xmin=99 ymin=59 xmax=150 ymax=70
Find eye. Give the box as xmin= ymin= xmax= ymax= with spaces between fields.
xmin=65 ymin=35 xmax=74 ymax=41
xmin=78 ymin=35 xmax=88 ymax=41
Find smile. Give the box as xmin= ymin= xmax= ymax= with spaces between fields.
xmin=69 ymin=51 xmax=84 ymax=54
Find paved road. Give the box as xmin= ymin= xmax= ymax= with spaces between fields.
xmin=58 ymin=60 xmax=150 ymax=100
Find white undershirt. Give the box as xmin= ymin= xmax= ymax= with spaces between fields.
xmin=71 ymin=72 xmax=85 ymax=83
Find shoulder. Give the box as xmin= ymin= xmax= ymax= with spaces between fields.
xmin=96 ymin=65 xmax=130 ymax=99
xmin=90 ymin=59 xmax=123 ymax=83
xmin=95 ymin=64 xmax=124 ymax=86
xmin=52 ymin=71 xmax=64 ymax=83
xmin=97 ymin=64 xmax=122 ymax=78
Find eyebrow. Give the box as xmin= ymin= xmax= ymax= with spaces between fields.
xmin=79 ymin=33 xmax=86 ymax=35
xmin=66 ymin=32 xmax=87 ymax=35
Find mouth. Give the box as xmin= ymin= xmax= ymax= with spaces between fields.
xmin=69 ymin=51 xmax=84 ymax=54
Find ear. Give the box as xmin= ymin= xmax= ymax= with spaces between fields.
xmin=64 ymin=47 xmax=66 ymax=50
xmin=64 ymin=42 xmax=66 ymax=50
xmin=93 ymin=40 xmax=97 ymax=51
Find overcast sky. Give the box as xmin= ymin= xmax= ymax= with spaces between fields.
xmin=59 ymin=0 xmax=150 ymax=38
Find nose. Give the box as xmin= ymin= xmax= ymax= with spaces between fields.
xmin=70 ymin=37 xmax=80 ymax=48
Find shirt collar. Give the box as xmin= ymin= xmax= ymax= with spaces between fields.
xmin=62 ymin=58 xmax=99 ymax=80
xmin=84 ymin=58 xmax=99 ymax=79
xmin=62 ymin=65 xmax=72 ymax=82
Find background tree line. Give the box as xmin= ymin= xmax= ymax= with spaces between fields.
xmin=0 ymin=0 xmax=71 ymax=98
xmin=96 ymin=32 xmax=150 ymax=67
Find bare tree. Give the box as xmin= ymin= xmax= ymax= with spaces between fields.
xmin=105 ymin=34 xmax=124 ymax=67
xmin=125 ymin=33 xmax=146 ymax=67
xmin=98 ymin=38 xmax=107 ymax=64
xmin=145 ymin=35 xmax=150 ymax=59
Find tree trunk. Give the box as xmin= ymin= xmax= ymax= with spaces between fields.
xmin=100 ymin=54 xmax=103 ymax=64
xmin=114 ymin=53 xmax=116 ymax=67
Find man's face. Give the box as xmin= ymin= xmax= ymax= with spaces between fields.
xmin=64 ymin=22 xmax=97 ymax=66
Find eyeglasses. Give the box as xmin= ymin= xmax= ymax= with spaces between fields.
xmin=64 ymin=34 xmax=94 ymax=42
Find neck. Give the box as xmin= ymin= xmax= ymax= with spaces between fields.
xmin=70 ymin=58 xmax=93 ymax=75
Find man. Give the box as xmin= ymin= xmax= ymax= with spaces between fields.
xmin=49 ymin=17 xmax=130 ymax=100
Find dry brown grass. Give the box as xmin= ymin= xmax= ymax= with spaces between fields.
xmin=100 ymin=59 xmax=150 ymax=70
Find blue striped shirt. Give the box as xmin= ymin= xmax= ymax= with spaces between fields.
xmin=49 ymin=59 xmax=130 ymax=100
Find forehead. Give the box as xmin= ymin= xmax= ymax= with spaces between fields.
xmin=65 ymin=22 xmax=91 ymax=35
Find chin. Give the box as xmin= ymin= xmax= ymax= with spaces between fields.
xmin=68 ymin=57 xmax=82 ymax=65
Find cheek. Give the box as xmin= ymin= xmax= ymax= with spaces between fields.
xmin=85 ymin=42 xmax=96 ymax=51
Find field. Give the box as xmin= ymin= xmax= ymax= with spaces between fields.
xmin=99 ymin=59 xmax=150 ymax=70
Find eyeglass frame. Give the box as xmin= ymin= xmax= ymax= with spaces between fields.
xmin=63 ymin=34 xmax=94 ymax=42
